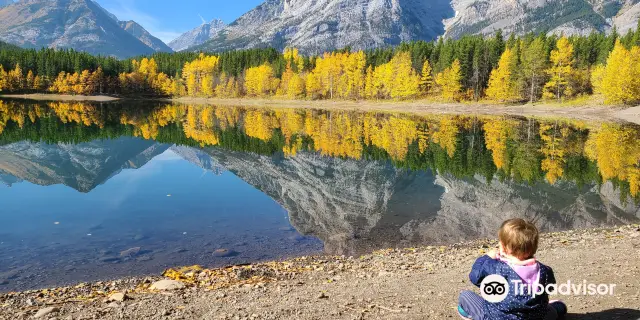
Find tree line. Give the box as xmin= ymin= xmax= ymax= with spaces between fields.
xmin=2 ymin=24 xmax=640 ymax=104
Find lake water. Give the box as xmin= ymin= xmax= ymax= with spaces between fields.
xmin=1 ymin=100 xmax=639 ymax=292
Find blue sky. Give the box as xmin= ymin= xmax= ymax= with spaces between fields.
xmin=95 ymin=0 xmax=263 ymax=43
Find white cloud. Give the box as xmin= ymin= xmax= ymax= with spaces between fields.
xmin=103 ymin=0 xmax=184 ymax=43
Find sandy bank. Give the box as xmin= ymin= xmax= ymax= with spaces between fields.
xmin=1 ymin=225 xmax=638 ymax=320
xmin=173 ymin=97 xmax=639 ymax=124
xmin=1 ymin=94 xmax=639 ymax=124
xmin=0 ymin=94 xmax=120 ymax=102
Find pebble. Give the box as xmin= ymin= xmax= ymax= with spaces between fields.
xmin=120 ymin=247 xmax=141 ymax=257
xmin=108 ymin=292 xmax=126 ymax=302
xmin=34 ymin=307 xmax=58 ymax=318
xmin=149 ymin=280 xmax=185 ymax=291
xmin=213 ymin=249 xmax=237 ymax=257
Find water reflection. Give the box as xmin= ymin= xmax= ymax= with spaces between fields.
xmin=1 ymin=100 xmax=639 ymax=290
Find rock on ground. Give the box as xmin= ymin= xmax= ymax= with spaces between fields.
xmin=149 ymin=280 xmax=186 ymax=291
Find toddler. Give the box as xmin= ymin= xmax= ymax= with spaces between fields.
xmin=458 ymin=218 xmax=567 ymax=319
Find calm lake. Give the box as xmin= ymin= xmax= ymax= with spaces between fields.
xmin=1 ymin=100 xmax=639 ymax=291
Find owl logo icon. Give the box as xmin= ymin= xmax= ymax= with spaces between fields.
xmin=480 ymin=274 xmax=510 ymax=303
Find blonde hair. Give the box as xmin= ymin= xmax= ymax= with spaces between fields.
xmin=498 ymin=218 xmax=539 ymax=260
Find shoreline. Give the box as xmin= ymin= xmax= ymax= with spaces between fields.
xmin=2 ymin=94 xmax=640 ymax=125
xmin=172 ymin=97 xmax=640 ymax=124
xmin=1 ymin=225 xmax=638 ymax=319
xmin=0 ymin=94 xmax=121 ymax=102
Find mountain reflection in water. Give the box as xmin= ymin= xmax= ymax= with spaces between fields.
xmin=0 ymin=100 xmax=639 ymax=290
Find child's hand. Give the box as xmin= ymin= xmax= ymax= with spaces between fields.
xmin=487 ymin=249 xmax=499 ymax=259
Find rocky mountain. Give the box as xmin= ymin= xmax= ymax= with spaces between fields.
xmin=168 ymin=19 xmax=226 ymax=52
xmin=195 ymin=0 xmax=640 ymax=54
xmin=0 ymin=0 xmax=158 ymax=58
xmin=444 ymin=0 xmax=640 ymax=38
xmin=194 ymin=0 xmax=454 ymax=54
xmin=119 ymin=20 xmax=173 ymax=53
xmin=0 ymin=138 xmax=170 ymax=192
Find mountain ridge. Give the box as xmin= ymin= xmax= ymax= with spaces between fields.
xmin=168 ymin=19 xmax=226 ymax=52
xmin=0 ymin=0 xmax=166 ymax=58
xmin=194 ymin=0 xmax=640 ymax=54
xmin=119 ymin=20 xmax=173 ymax=53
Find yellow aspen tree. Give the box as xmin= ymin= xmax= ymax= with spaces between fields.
xmin=201 ymin=74 xmax=214 ymax=96
xmin=279 ymin=63 xmax=295 ymax=97
xmin=436 ymin=59 xmax=463 ymax=101
xmin=364 ymin=65 xmax=375 ymax=99
xmin=33 ymin=75 xmax=43 ymax=91
xmin=419 ymin=59 xmax=434 ymax=95
xmin=216 ymin=72 xmax=228 ymax=97
xmin=245 ymin=64 xmax=276 ymax=97
xmin=373 ymin=62 xmax=393 ymax=98
xmin=79 ymin=70 xmax=91 ymax=94
xmin=597 ymin=41 xmax=640 ymax=104
xmin=26 ymin=70 xmax=34 ymax=90
xmin=0 ymin=65 xmax=6 ymax=91
xmin=227 ymin=77 xmax=240 ymax=98
xmin=590 ymin=64 xmax=605 ymax=96
xmin=342 ymin=51 xmax=366 ymax=99
xmin=310 ymin=52 xmax=343 ymax=98
xmin=389 ymin=51 xmax=421 ymax=99
xmin=90 ymin=67 xmax=104 ymax=94
xmin=182 ymin=53 xmax=220 ymax=96
xmin=543 ymin=37 xmax=574 ymax=101
xmin=486 ymin=48 xmax=519 ymax=101
xmin=287 ymin=73 xmax=305 ymax=99
xmin=305 ymin=71 xmax=322 ymax=99
xmin=186 ymin=73 xmax=197 ymax=96
xmin=283 ymin=47 xmax=305 ymax=72
xmin=7 ymin=64 xmax=23 ymax=91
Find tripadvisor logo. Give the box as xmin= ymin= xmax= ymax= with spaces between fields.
xmin=480 ymin=274 xmax=617 ymax=303
xmin=480 ymin=275 xmax=509 ymax=303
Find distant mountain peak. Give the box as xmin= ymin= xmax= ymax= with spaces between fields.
xmin=119 ymin=20 xmax=173 ymax=53
xmin=168 ymin=18 xmax=226 ymax=52
xmin=0 ymin=0 xmax=172 ymax=57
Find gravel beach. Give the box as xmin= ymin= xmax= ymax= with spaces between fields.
xmin=1 ymin=225 xmax=639 ymax=320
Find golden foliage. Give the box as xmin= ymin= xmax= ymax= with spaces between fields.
xmin=596 ymin=41 xmax=640 ymax=105
xmin=543 ymin=37 xmax=574 ymax=101
xmin=486 ymin=49 xmax=519 ymax=102
xmin=436 ymin=60 xmax=463 ymax=101
xmin=245 ymin=64 xmax=278 ymax=97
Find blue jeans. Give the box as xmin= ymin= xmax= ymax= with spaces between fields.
xmin=458 ymin=290 xmax=560 ymax=320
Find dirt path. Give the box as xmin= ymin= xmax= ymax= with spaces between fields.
xmin=2 ymin=225 xmax=639 ymax=320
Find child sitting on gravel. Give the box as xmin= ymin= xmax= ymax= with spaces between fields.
xmin=457 ymin=218 xmax=568 ymax=320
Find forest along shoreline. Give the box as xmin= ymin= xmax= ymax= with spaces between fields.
xmin=0 ymin=225 xmax=638 ymax=319
xmin=2 ymin=93 xmax=640 ymax=125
